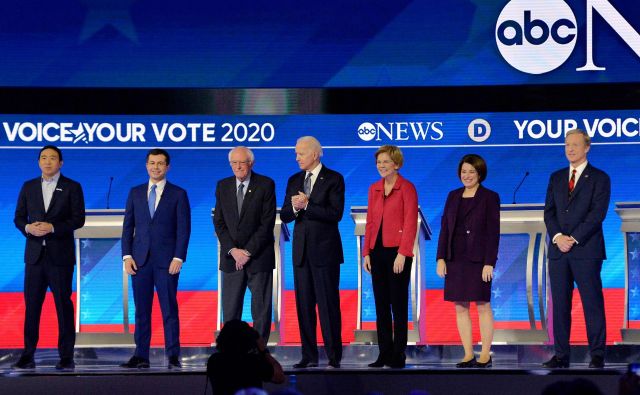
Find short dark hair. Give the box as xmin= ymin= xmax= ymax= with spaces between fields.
xmin=146 ymin=148 xmax=170 ymax=165
xmin=458 ymin=154 xmax=487 ymax=183
xmin=38 ymin=145 xmax=63 ymax=161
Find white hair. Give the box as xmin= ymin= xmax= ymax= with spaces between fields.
xmin=228 ymin=146 xmax=255 ymax=163
xmin=296 ymin=136 xmax=323 ymax=157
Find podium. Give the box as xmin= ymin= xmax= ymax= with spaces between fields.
xmin=73 ymin=209 xmax=134 ymax=347
xmin=616 ymin=202 xmax=640 ymax=343
xmin=495 ymin=204 xmax=549 ymax=343
xmin=212 ymin=208 xmax=290 ymax=345
xmin=350 ymin=206 xmax=432 ymax=344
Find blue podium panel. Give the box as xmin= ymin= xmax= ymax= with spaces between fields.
xmin=627 ymin=232 xmax=640 ymax=321
xmin=493 ymin=234 xmax=546 ymax=325
xmin=78 ymin=238 xmax=128 ymax=327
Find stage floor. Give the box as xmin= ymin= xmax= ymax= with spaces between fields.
xmin=0 ymin=345 xmax=635 ymax=395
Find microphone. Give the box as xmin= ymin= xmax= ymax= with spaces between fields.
xmin=107 ymin=177 xmax=114 ymax=209
xmin=512 ymin=171 xmax=529 ymax=204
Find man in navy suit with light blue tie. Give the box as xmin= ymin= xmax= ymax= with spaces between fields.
xmin=543 ymin=129 xmax=610 ymax=369
xmin=121 ymin=148 xmax=191 ymax=369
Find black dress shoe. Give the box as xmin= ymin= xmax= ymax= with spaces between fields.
xmin=368 ymin=355 xmax=390 ymax=368
xmin=12 ymin=357 xmax=36 ymax=370
xmin=293 ymin=359 xmax=318 ymax=369
xmin=55 ymin=358 xmax=75 ymax=370
xmin=327 ymin=359 xmax=341 ymax=369
xmin=389 ymin=352 xmax=406 ymax=369
xmin=456 ymin=357 xmax=477 ymax=368
xmin=168 ymin=356 xmax=182 ymax=369
xmin=542 ymin=355 xmax=570 ymax=368
xmin=589 ymin=356 xmax=605 ymax=369
xmin=475 ymin=356 xmax=492 ymax=368
xmin=120 ymin=356 xmax=150 ymax=369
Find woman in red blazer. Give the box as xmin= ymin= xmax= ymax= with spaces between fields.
xmin=363 ymin=145 xmax=418 ymax=368
xmin=436 ymin=154 xmax=500 ymax=368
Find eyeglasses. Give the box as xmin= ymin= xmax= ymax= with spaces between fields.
xmin=230 ymin=161 xmax=251 ymax=166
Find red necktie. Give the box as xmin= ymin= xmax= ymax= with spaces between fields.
xmin=568 ymin=169 xmax=576 ymax=194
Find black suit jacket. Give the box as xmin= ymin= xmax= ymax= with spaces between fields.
xmin=436 ymin=185 xmax=501 ymax=266
xmin=214 ymin=172 xmax=276 ymax=273
xmin=544 ymin=163 xmax=610 ymax=260
xmin=14 ymin=174 xmax=86 ymax=266
xmin=280 ymin=165 xmax=344 ymax=267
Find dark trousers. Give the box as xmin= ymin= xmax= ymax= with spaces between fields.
xmin=221 ymin=269 xmax=273 ymax=341
xmin=23 ymin=248 xmax=75 ymax=360
xmin=132 ymin=259 xmax=180 ymax=360
xmin=293 ymin=254 xmax=342 ymax=363
xmin=370 ymin=244 xmax=413 ymax=358
xmin=549 ymin=256 xmax=606 ymax=359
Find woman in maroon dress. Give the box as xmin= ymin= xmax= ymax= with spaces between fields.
xmin=436 ymin=154 xmax=500 ymax=368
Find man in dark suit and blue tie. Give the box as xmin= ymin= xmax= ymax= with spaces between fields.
xmin=543 ymin=129 xmax=610 ymax=369
xmin=214 ymin=146 xmax=276 ymax=341
xmin=13 ymin=145 xmax=85 ymax=370
xmin=281 ymin=136 xmax=345 ymax=369
xmin=121 ymin=148 xmax=191 ymax=369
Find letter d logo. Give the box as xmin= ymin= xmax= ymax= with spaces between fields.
xmin=468 ymin=119 xmax=491 ymax=142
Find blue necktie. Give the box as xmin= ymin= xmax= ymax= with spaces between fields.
xmin=149 ymin=184 xmax=157 ymax=218
xmin=237 ymin=183 xmax=244 ymax=215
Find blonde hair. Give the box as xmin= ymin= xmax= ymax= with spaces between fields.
xmin=375 ymin=145 xmax=404 ymax=169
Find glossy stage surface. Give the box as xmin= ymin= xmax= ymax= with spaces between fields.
xmin=0 ymin=345 xmax=635 ymax=395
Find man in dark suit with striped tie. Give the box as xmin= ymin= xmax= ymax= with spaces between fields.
xmin=214 ymin=146 xmax=276 ymax=341
xmin=13 ymin=145 xmax=85 ymax=370
xmin=281 ymin=136 xmax=345 ymax=369
xmin=543 ymin=129 xmax=610 ymax=369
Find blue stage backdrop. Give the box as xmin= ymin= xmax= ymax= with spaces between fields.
xmin=1 ymin=0 xmax=639 ymax=87
xmin=0 ymin=109 xmax=637 ymax=345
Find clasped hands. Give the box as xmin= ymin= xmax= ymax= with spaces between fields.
xmin=556 ymin=234 xmax=576 ymax=253
xmin=230 ymin=248 xmax=251 ymax=271
xmin=27 ymin=222 xmax=53 ymax=237
xmin=291 ymin=191 xmax=309 ymax=211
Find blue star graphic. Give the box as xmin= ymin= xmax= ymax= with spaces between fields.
xmin=631 ymin=286 xmax=639 ymax=298
xmin=78 ymin=0 xmax=139 ymax=43
xmin=631 ymin=306 xmax=640 ymax=320
xmin=630 ymin=233 xmax=640 ymax=242
xmin=363 ymin=289 xmax=372 ymax=300
xmin=631 ymin=268 xmax=640 ymax=280
xmin=492 ymin=288 xmax=502 ymax=299
xmin=81 ymin=239 xmax=90 ymax=249
xmin=630 ymin=249 xmax=640 ymax=261
xmin=492 ymin=306 xmax=501 ymax=318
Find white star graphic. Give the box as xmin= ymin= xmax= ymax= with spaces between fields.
xmin=630 ymin=249 xmax=640 ymax=261
xmin=78 ymin=0 xmax=139 ymax=43
xmin=631 ymin=287 xmax=639 ymax=298
xmin=630 ymin=233 xmax=640 ymax=242
xmin=492 ymin=287 xmax=502 ymax=299
xmin=631 ymin=306 xmax=639 ymax=319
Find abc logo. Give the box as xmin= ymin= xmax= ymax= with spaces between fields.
xmin=468 ymin=119 xmax=491 ymax=142
xmin=496 ymin=0 xmax=577 ymax=74
xmin=357 ymin=122 xmax=376 ymax=142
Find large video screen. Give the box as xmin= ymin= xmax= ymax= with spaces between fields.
xmin=2 ymin=0 xmax=639 ymax=87
xmin=0 ymin=109 xmax=636 ymax=346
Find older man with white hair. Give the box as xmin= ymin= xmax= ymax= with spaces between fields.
xmin=281 ymin=136 xmax=345 ymax=369
xmin=214 ymin=146 xmax=276 ymax=342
